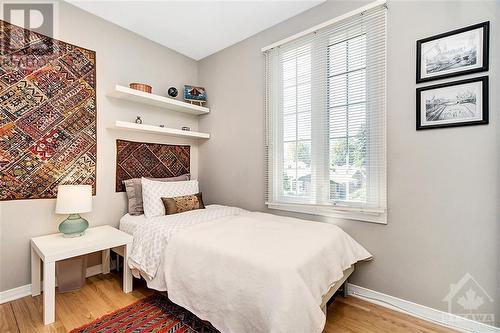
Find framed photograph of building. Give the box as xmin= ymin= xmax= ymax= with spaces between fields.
xmin=416 ymin=76 xmax=488 ymax=130
xmin=416 ymin=22 xmax=489 ymax=83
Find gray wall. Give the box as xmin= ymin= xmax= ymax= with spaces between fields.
xmin=198 ymin=0 xmax=499 ymax=326
xmin=0 ymin=1 xmax=200 ymax=292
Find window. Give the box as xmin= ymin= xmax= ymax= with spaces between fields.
xmin=264 ymin=4 xmax=387 ymax=223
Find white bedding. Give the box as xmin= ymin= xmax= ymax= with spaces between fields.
xmin=120 ymin=213 xmax=171 ymax=290
xmin=119 ymin=213 xmax=147 ymax=235
xmin=164 ymin=211 xmax=372 ymax=333
xmin=123 ymin=205 xmax=247 ymax=281
xmin=123 ymin=206 xmax=371 ymax=333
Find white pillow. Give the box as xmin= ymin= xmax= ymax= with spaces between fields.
xmin=141 ymin=178 xmax=199 ymax=218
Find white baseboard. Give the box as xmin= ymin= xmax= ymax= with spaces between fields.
xmin=0 ymin=264 xmax=104 ymax=304
xmin=0 ymin=284 xmax=32 ymax=304
xmin=347 ymin=283 xmax=500 ymax=333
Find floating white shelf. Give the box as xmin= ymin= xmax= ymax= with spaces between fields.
xmin=107 ymin=85 xmax=210 ymax=116
xmin=108 ymin=121 xmax=210 ymax=139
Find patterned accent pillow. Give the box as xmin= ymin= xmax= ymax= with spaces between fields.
xmin=123 ymin=174 xmax=190 ymax=215
xmin=161 ymin=193 xmax=205 ymax=215
xmin=142 ymin=178 xmax=199 ymax=218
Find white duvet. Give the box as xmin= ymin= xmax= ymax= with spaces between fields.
xmin=127 ymin=205 xmax=247 ymax=280
xmin=163 ymin=211 xmax=372 ymax=333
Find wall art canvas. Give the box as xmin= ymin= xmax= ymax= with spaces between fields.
xmin=0 ymin=20 xmax=96 ymax=200
xmin=116 ymin=140 xmax=190 ymax=192
xmin=416 ymin=76 xmax=488 ymax=130
xmin=183 ymin=85 xmax=207 ymax=102
xmin=416 ymin=22 xmax=489 ymax=83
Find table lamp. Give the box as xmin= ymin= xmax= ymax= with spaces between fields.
xmin=55 ymin=185 xmax=92 ymax=237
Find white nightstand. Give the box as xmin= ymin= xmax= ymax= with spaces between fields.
xmin=31 ymin=225 xmax=134 ymax=325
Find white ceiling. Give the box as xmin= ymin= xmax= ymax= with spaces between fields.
xmin=67 ymin=0 xmax=324 ymax=60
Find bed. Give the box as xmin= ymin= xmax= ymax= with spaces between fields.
xmin=116 ymin=141 xmax=371 ymax=332
xmin=119 ymin=204 xmax=371 ymax=333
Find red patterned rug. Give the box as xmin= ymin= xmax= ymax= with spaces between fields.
xmin=70 ymin=294 xmax=219 ymax=333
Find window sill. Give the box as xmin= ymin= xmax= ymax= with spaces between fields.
xmin=266 ymin=202 xmax=387 ymax=224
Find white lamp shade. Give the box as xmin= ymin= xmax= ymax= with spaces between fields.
xmin=55 ymin=185 xmax=92 ymax=214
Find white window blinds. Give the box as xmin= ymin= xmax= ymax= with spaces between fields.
xmin=264 ymin=3 xmax=387 ymax=222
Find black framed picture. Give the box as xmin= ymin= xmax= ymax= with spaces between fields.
xmin=416 ymin=76 xmax=488 ymax=130
xmin=416 ymin=22 xmax=489 ymax=83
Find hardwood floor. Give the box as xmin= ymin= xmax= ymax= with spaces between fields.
xmin=1 ymin=273 xmax=456 ymax=333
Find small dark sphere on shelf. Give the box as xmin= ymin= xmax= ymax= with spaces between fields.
xmin=167 ymin=87 xmax=178 ymax=98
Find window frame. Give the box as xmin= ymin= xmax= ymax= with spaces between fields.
xmin=264 ymin=4 xmax=387 ymax=224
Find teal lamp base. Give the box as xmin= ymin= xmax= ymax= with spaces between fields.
xmin=59 ymin=214 xmax=89 ymax=238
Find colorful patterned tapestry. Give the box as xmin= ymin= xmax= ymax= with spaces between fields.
xmin=116 ymin=140 xmax=190 ymax=192
xmin=0 ymin=20 xmax=96 ymax=200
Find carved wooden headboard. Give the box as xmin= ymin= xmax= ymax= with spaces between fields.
xmin=115 ymin=139 xmax=190 ymax=192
